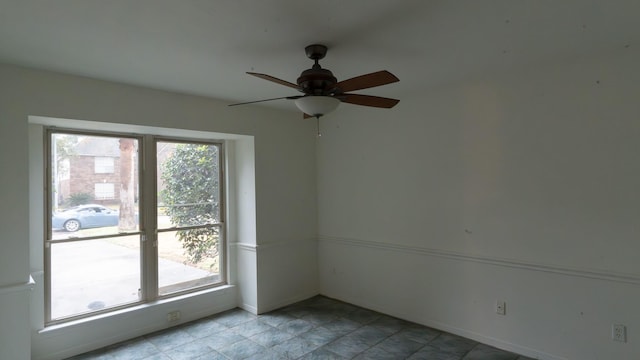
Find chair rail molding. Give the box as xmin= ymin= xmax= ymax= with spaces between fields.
xmin=0 ymin=276 xmax=35 ymax=295
xmin=319 ymin=236 xmax=640 ymax=285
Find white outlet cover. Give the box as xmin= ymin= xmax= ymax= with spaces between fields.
xmin=496 ymin=301 xmax=506 ymax=315
xmin=612 ymin=324 xmax=627 ymax=342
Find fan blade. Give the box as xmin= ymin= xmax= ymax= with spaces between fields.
xmin=228 ymin=96 xmax=302 ymax=107
xmin=341 ymin=94 xmax=400 ymax=108
xmin=335 ymin=70 xmax=399 ymax=92
xmin=247 ymin=72 xmax=299 ymax=90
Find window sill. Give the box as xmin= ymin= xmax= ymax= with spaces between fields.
xmin=39 ymin=284 xmax=236 ymax=335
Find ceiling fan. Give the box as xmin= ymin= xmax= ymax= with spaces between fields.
xmin=229 ymin=44 xmax=400 ymax=119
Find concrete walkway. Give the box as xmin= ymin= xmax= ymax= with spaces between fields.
xmin=51 ymin=238 xmax=213 ymax=319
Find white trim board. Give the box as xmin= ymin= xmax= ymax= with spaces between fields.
xmin=0 ymin=276 xmax=35 ymax=295
xmin=319 ymin=236 xmax=640 ymax=285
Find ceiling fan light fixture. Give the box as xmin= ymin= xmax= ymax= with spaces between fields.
xmin=294 ymin=96 xmax=340 ymax=118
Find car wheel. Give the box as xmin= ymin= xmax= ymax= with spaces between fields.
xmin=64 ymin=219 xmax=81 ymax=232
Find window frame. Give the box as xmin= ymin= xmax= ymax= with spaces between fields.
xmin=153 ymin=137 xmax=226 ymax=298
xmin=44 ymin=128 xmax=227 ymax=325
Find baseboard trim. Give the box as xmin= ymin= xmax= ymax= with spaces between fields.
xmin=257 ymin=290 xmax=319 ymax=314
xmin=240 ymin=303 xmax=258 ymax=314
xmin=319 ymin=236 xmax=640 ymax=285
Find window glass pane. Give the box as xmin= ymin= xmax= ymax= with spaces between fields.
xmin=94 ymin=183 xmax=115 ymax=200
xmin=49 ymin=235 xmax=141 ymax=320
xmin=157 ymin=141 xmax=220 ymax=228
xmin=156 ymin=141 xmax=222 ymax=295
xmin=51 ymin=134 xmax=139 ymax=239
xmin=94 ymin=157 xmax=115 ymax=173
xmin=158 ymin=228 xmax=222 ymax=295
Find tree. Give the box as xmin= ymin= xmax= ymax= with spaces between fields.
xmin=160 ymin=143 xmax=220 ymax=264
xmin=118 ymin=138 xmax=137 ymax=231
xmin=52 ymin=134 xmax=78 ymax=208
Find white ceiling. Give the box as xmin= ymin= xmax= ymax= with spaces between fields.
xmin=1 ymin=0 xmax=638 ymax=111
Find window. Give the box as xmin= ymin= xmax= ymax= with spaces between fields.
xmin=94 ymin=183 xmax=115 ymax=200
xmin=46 ymin=130 xmax=225 ymax=323
xmin=156 ymin=140 xmax=223 ymax=295
xmin=94 ymin=157 xmax=115 ymax=173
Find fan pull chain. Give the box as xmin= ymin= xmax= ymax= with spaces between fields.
xmin=316 ymin=116 xmax=322 ymax=137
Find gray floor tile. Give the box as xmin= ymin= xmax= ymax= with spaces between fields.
xmin=429 ymin=333 xmax=478 ymax=355
xmin=163 ymin=340 xmax=214 ymax=360
xmin=321 ymin=318 xmax=361 ymax=336
xmin=394 ymin=326 xmax=441 ymax=344
xmin=199 ymin=331 xmax=245 ymax=351
xmin=345 ymin=308 xmax=382 ymax=324
xmin=280 ymin=304 xmax=314 ymax=318
xmin=348 ymin=325 xmax=391 ymax=346
xmin=315 ymin=301 xmax=359 ymax=318
xmin=65 ymin=296 xmax=535 ymax=360
xmin=322 ymin=335 xmax=371 ymax=358
xmin=369 ymin=315 xmax=414 ymax=334
xmin=278 ymin=318 xmax=316 ymax=335
xmin=374 ymin=333 xmax=425 ymax=358
xmin=106 ymin=338 xmax=160 ymax=360
xmin=180 ymin=318 xmax=228 ymax=339
xmin=301 ymin=310 xmax=340 ymax=325
xmin=191 ymin=350 xmax=228 ymax=360
xmin=230 ymin=318 xmax=275 ymax=337
xmin=272 ymin=336 xmax=321 ymax=359
xmin=214 ymin=308 xmax=256 ymax=327
xmin=298 ymin=347 xmax=349 ymax=360
xmin=249 ymin=327 xmax=295 ymax=347
xmin=463 ymin=344 xmax=519 ymax=360
xmin=242 ymin=348 xmax=286 ymax=360
xmin=218 ymin=338 xmax=266 ymax=359
xmin=299 ymin=326 xmax=342 ymax=346
xmin=140 ymin=354 xmax=172 ymax=360
xmin=145 ymin=329 xmax=196 ymax=351
xmin=353 ymin=346 xmax=400 ymax=360
xmin=259 ymin=311 xmax=296 ymax=327
xmin=407 ymin=344 xmax=464 ymax=360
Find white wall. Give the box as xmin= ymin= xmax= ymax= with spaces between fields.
xmin=0 ymin=64 xmax=318 ymax=359
xmin=317 ymin=49 xmax=640 ymax=359
xmin=2 ymin=46 xmax=638 ymax=360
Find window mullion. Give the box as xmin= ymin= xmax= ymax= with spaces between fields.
xmin=141 ymin=135 xmax=158 ymax=301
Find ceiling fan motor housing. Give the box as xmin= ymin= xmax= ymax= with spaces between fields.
xmin=297 ymin=44 xmax=338 ymax=95
xmin=297 ymin=67 xmax=337 ymax=95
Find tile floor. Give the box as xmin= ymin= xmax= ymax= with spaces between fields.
xmin=68 ymin=296 xmax=535 ymax=360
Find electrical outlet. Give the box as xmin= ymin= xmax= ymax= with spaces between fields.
xmin=167 ymin=311 xmax=181 ymax=323
xmin=496 ymin=301 xmax=506 ymax=315
xmin=612 ymin=324 xmax=626 ymax=342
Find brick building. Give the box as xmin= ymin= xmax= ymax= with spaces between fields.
xmin=58 ymin=136 xmax=137 ymax=205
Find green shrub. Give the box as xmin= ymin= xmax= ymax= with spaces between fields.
xmin=68 ymin=192 xmax=92 ymax=206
